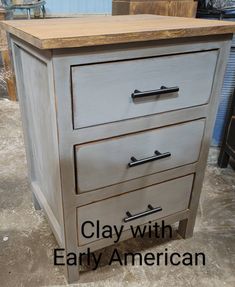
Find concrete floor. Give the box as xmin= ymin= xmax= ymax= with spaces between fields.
xmin=0 ymin=99 xmax=234 ymax=287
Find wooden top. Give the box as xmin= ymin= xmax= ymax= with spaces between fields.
xmin=1 ymin=15 xmax=235 ymax=50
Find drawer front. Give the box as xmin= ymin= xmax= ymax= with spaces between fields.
xmin=77 ymin=174 xmax=194 ymax=246
xmin=72 ymin=50 xmax=218 ymax=129
xmin=75 ymin=119 xmax=204 ymax=193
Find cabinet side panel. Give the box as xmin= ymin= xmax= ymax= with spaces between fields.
xmin=12 ymin=44 xmax=63 ymax=237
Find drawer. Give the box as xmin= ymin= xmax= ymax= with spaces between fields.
xmin=75 ymin=119 xmax=204 ymax=193
xmin=77 ymin=174 xmax=194 ymax=245
xmin=72 ymin=50 xmax=218 ymax=129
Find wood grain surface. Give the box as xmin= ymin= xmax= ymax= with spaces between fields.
xmin=1 ymin=15 xmax=235 ymax=49
xmin=112 ymin=1 xmax=198 ymax=18
xmin=130 ymin=1 xmax=198 ymax=17
xmin=0 ymin=8 xmax=17 ymax=101
xmin=0 ymin=8 xmax=7 ymax=51
xmin=1 ymin=50 xmax=17 ymax=101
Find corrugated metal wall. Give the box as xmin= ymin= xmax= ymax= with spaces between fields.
xmin=45 ymin=0 xmax=112 ymax=15
xmin=212 ymin=35 xmax=235 ymax=146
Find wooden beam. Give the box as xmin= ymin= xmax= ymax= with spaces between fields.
xmin=0 ymin=8 xmax=17 ymax=101
xmin=1 ymin=50 xmax=17 ymax=101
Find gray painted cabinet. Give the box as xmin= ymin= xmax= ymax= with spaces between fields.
xmin=72 ymin=50 xmax=217 ymax=128
xmin=3 ymin=15 xmax=234 ymax=283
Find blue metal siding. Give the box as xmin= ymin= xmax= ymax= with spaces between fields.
xmin=45 ymin=0 xmax=112 ymax=15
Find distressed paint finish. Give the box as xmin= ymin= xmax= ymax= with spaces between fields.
xmin=75 ymin=120 xmax=205 ymax=192
xmin=72 ymin=51 xmax=217 ymax=128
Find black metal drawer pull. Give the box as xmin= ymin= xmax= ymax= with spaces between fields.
xmin=128 ymin=150 xmax=171 ymax=167
xmin=131 ymin=86 xmax=179 ymax=99
xmin=123 ymin=204 xmax=162 ymax=223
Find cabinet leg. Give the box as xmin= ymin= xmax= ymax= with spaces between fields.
xmin=66 ymin=265 xmax=80 ymax=284
xmin=62 ymin=208 xmax=80 ymax=283
xmin=218 ymin=149 xmax=230 ymax=168
xmin=32 ymin=192 xmax=41 ymax=210
xmin=178 ymin=218 xmax=194 ymax=239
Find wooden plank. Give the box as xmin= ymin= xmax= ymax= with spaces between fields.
xmin=0 ymin=9 xmax=8 ymax=51
xmin=1 ymin=50 xmax=17 ymax=101
xmin=113 ymin=1 xmax=198 ymax=18
xmin=130 ymin=1 xmax=198 ymax=18
xmin=0 ymin=8 xmax=7 ymax=55
xmin=1 ymin=15 xmax=235 ymax=49
xmin=112 ymin=1 xmax=130 ymax=15
xmin=0 ymin=8 xmax=17 ymax=101
xmin=0 ymin=9 xmax=6 ymax=21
